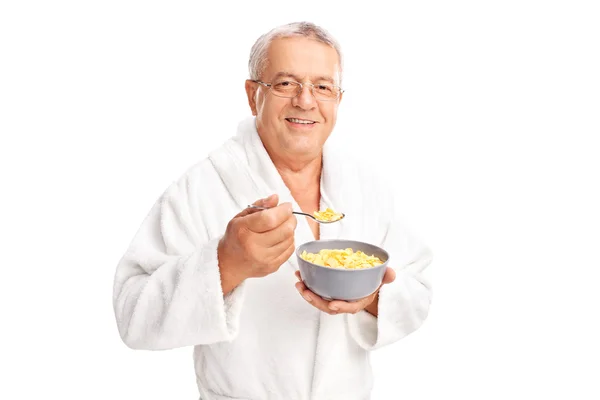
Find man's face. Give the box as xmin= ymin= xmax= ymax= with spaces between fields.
xmin=246 ymin=36 xmax=343 ymax=161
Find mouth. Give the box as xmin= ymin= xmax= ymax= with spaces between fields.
xmin=285 ymin=117 xmax=317 ymax=125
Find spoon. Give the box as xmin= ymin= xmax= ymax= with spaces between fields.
xmin=247 ymin=204 xmax=345 ymax=224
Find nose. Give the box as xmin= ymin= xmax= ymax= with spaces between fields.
xmin=292 ymin=84 xmax=317 ymax=110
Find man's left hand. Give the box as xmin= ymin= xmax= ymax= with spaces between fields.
xmin=294 ymin=268 xmax=396 ymax=315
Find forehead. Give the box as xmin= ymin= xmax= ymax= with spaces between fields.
xmin=263 ymin=37 xmax=341 ymax=83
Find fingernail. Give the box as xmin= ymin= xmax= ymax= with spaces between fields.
xmin=296 ymin=286 xmax=312 ymax=302
xmin=329 ymin=305 xmax=339 ymax=311
xmin=260 ymin=195 xmax=272 ymax=203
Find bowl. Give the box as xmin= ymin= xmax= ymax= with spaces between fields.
xmin=295 ymin=239 xmax=390 ymax=301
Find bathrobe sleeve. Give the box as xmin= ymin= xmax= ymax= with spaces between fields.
xmin=347 ymin=185 xmax=433 ymax=351
xmin=112 ymin=171 xmax=246 ymax=350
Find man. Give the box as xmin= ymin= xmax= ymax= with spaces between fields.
xmin=113 ymin=21 xmax=432 ymax=400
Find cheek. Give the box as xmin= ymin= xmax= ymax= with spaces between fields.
xmin=258 ymin=98 xmax=286 ymax=121
xmin=321 ymin=104 xmax=338 ymax=122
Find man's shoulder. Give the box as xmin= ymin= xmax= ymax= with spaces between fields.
xmin=170 ymin=135 xmax=238 ymax=187
xmin=167 ymin=116 xmax=256 ymax=195
xmin=324 ymin=145 xmax=395 ymax=217
xmin=336 ymin=149 xmax=390 ymax=191
xmin=184 ymin=157 xmax=217 ymax=179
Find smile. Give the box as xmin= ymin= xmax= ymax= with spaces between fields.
xmin=286 ymin=118 xmax=316 ymax=125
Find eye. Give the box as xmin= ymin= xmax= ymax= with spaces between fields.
xmin=273 ymin=80 xmax=299 ymax=93
xmin=316 ymin=84 xmax=332 ymax=92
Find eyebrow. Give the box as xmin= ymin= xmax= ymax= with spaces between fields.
xmin=272 ymin=71 xmax=336 ymax=85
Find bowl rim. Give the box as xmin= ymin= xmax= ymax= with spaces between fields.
xmin=295 ymin=238 xmax=390 ymax=272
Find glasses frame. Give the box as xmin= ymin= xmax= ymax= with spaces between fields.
xmin=250 ymin=79 xmax=344 ymax=101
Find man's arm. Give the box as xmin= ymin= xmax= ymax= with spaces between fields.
xmin=113 ymin=177 xmax=246 ymax=351
xmin=346 ymin=214 xmax=433 ymax=350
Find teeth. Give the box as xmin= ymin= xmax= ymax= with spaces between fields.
xmin=288 ymin=118 xmax=314 ymax=124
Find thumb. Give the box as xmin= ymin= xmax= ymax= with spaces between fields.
xmin=382 ymin=267 xmax=396 ymax=285
xmin=236 ymin=194 xmax=280 ymax=218
xmin=260 ymin=193 xmax=279 ymax=208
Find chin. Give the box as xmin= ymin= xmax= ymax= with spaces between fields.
xmin=286 ymin=138 xmax=322 ymax=153
xmin=290 ymin=146 xmax=323 ymax=159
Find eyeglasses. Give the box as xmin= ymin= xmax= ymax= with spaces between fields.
xmin=251 ymin=79 xmax=344 ymax=101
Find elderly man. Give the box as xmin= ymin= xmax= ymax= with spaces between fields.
xmin=113 ymin=21 xmax=432 ymax=400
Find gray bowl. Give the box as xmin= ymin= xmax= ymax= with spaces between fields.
xmin=295 ymin=239 xmax=389 ymax=301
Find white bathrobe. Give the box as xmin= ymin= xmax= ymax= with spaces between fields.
xmin=112 ymin=117 xmax=433 ymax=400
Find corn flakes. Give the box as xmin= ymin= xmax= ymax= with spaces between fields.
xmin=300 ymin=248 xmax=384 ymax=269
xmin=313 ymin=208 xmax=344 ymax=222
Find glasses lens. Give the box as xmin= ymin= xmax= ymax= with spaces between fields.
xmin=271 ymin=81 xmax=301 ymax=97
xmin=269 ymin=80 xmax=341 ymax=100
xmin=313 ymin=84 xmax=340 ymax=101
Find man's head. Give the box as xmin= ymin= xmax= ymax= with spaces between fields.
xmin=245 ymin=22 xmax=344 ymax=165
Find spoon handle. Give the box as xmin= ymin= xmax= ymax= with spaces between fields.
xmin=247 ymin=204 xmax=314 ymax=219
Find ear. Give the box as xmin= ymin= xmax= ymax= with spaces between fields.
xmin=245 ymin=80 xmax=258 ymax=116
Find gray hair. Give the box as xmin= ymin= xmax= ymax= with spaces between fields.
xmin=248 ymin=21 xmax=343 ymax=85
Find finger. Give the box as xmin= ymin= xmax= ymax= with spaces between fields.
xmin=265 ymin=235 xmax=295 ymax=261
xmin=244 ymin=202 xmax=293 ymax=233
xmin=268 ymin=238 xmax=296 ymax=269
xmin=382 ymin=267 xmax=396 ymax=284
xmin=257 ymin=214 xmax=297 ymax=247
xmin=294 ymin=270 xmax=301 ymax=281
xmin=328 ymin=294 xmax=373 ymax=314
xmin=295 ymin=281 xmax=337 ymax=315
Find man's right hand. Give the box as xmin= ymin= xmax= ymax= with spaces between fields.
xmin=217 ymin=194 xmax=297 ymax=295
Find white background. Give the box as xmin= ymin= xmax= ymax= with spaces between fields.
xmin=1 ymin=1 xmax=599 ymax=399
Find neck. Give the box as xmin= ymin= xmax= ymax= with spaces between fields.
xmin=264 ymin=146 xmax=322 ymax=191
xmin=277 ymin=156 xmax=322 ymax=191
